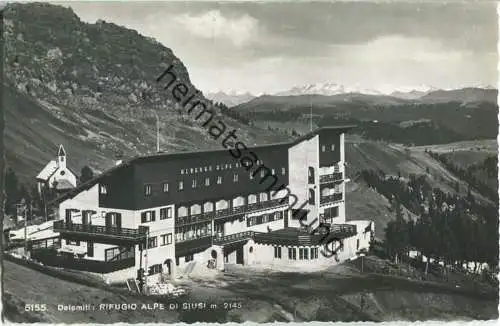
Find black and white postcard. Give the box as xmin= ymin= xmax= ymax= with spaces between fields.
xmin=0 ymin=0 xmax=498 ymax=323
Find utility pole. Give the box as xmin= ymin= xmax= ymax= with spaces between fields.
xmin=21 ymin=198 xmax=27 ymax=258
xmin=154 ymin=111 xmax=160 ymax=153
xmin=144 ymin=228 xmax=149 ymax=293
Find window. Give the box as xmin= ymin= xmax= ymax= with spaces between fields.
xmin=148 ymin=264 xmax=162 ymax=275
xmin=308 ymin=189 xmax=316 ymax=205
xmin=60 ymin=170 xmax=66 ymax=176
xmin=271 ymin=169 xmax=275 ymax=175
xmin=310 ymin=247 xmax=318 ymax=259
xmin=324 ymin=206 xmax=339 ymax=219
xmin=236 ymin=163 xmax=240 ymax=168
xmin=194 ymin=168 xmax=198 ymax=173
xmin=249 ymin=173 xmax=253 ymax=180
xmin=144 ymin=184 xmax=152 ymax=196
xmin=66 ymin=240 xmax=80 ymax=246
xmin=357 ymin=239 xmax=360 ymax=250
xmin=217 ymin=176 xmax=222 ymax=184
xmin=185 ymin=254 xmax=194 ymax=262
xmin=299 ymin=248 xmax=309 ymax=260
xmin=192 ymin=179 xmax=197 ymax=188
xmin=331 ymin=144 xmax=335 ymax=151
xmin=281 ymin=167 xmax=286 ymax=175
xmin=288 ymin=247 xmax=297 ymax=260
xmin=163 ymin=182 xmax=169 ymax=192
xmin=205 ymin=177 xmax=210 ymax=186
xmin=274 ymin=246 xmax=282 ymax=259
xmin=321 ymin=145 xmax=326 ymax=152
xmin=209 ymin=166 xmax=212 ymax=171
xmin=216 ymin=165 xmax=220 ymax=170
xmin=161 ymin=233 xmax=173 ymax=246
xmin=260 ymin=170 xmax=265 ymax=177
xmin=148 ymin=236 xmax=158 ymax=248
xmin=87 ymin=241 xmax=94 ymax=257
xmin=190 ymin=168 xmax=193 ymax=173
xmin=160 ymin=207 xmax=171 ymax=220
xmin=105 ymin=246 xmax=134 ymax=261
xmin=181 ymin=169 xmax=185 ymax=175
xmin=179 ymin=181 xmax=184 ymax=190
xmin=141 ymin=210 xmax=156 ymax=223
xmin=100 ymin=184 xmax=107 ymax=195
xmin=233 ymin=173 xmax=238 ymax=182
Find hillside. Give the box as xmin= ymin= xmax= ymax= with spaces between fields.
xmin=3 ymin=2 xmax=289 ymax=182
xmin=343 ymin=138 xmax=496 ymax=237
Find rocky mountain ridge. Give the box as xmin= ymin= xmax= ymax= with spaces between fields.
xmin=3 ymin=2 xmax=289 ymax=182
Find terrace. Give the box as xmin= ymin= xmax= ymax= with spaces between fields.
xmin=53 ymin=221 xmax=148 ymax=244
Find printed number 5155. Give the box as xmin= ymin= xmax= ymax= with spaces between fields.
xmin=25 ymin=304 xmax=47 ymax=312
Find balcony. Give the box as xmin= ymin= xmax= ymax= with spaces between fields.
xmin=31 ymin=249 xmax=135 ymax=273
xmin=320 ymin=193 xmax=343 ymax=205
xmin=175 ymin=199 xmax=287 ymax=227
xmin=213 ymin=231 xmax=258 ymax=246
xmin=54 ymin=221 xmax=147 ymax=243
xmin=175 ymin=214 xmax=212 ymax=227
xmin=247 ymin=198 xmax=287 ymax=213
xmin=320 ymin=172 xmax=343 ymax=184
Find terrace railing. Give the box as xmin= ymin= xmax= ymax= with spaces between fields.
xmin=213 ymin=231 xmax=259 ymax=246
xmin=319 ymin=192 xmax=343 ymax=205
xmin=175 ymin=198 xmax=287 ymax=227
xmin=320 ymin=172 xmax=343 ymax=184
xmin=53 ymin=221 xmax=147 ymax=242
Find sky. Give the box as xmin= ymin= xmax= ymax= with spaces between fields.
xmin=58 ymin=0 xmax=497 ymax=95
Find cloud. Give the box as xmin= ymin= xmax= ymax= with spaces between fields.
xmin=173 ymin=10 xmax=259 ymax=48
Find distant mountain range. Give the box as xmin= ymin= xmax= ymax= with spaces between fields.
xmin=208 ymin=83 xmax=496 ymax=107
xmin=205 ymin=91 xmax=256 ymax=107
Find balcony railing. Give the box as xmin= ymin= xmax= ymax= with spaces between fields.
xmin=53 ymin=221 xmax=147 ymax=242
xmin=175 ymin=198 xmax=287 ymax=227
xmin=213 ymin=231 xmax=258 ymax=246
xmin=31 ymin=249 xmax=135 ymax=273
xmin=320 ymin=172 xmax=343 ymax=184
xmin=320 ymin=193 xmax=343 ymax=205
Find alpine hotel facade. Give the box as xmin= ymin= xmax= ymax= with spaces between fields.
xmin=48 ymin=126 xmax=374 ymax=283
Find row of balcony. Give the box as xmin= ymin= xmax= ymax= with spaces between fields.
xmin=53 ymin=220 xmax=148 ymax=243
xmin=319 ymin=192 xmax=343 ymax=205
xmin=31 ymin=249 xmax=135 ymax=273
xmin=174 ymin=198 xmax=287 ymax=227
xmin=319 ymin=172 xmax=343 ymax=184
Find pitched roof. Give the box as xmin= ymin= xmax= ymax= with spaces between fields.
xmin=36 ymin=160 xmax=59 ymax=181
xmin=55 ymin=179 xmax=75 ymax=190
xmin=49 ymin=125 xmax=355 ymax=206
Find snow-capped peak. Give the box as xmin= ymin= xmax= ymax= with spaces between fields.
xmin=274 ymin=83 xmax=384 ymax=96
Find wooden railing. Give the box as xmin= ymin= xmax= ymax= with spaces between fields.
xmin=31 ymin=249 xmax=135 ymax=273
xmin=213 ymin=231 xmax=259 ymax=245
xmin=320 ymin=193 xmax=343 ymax=204
xmin=53 ymin=221 xmax=147 ymax=241
xmin=320 ymin=172 xmax=343 ymax=183
xmin=175 ymin=198 xmax=287 ymax=227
